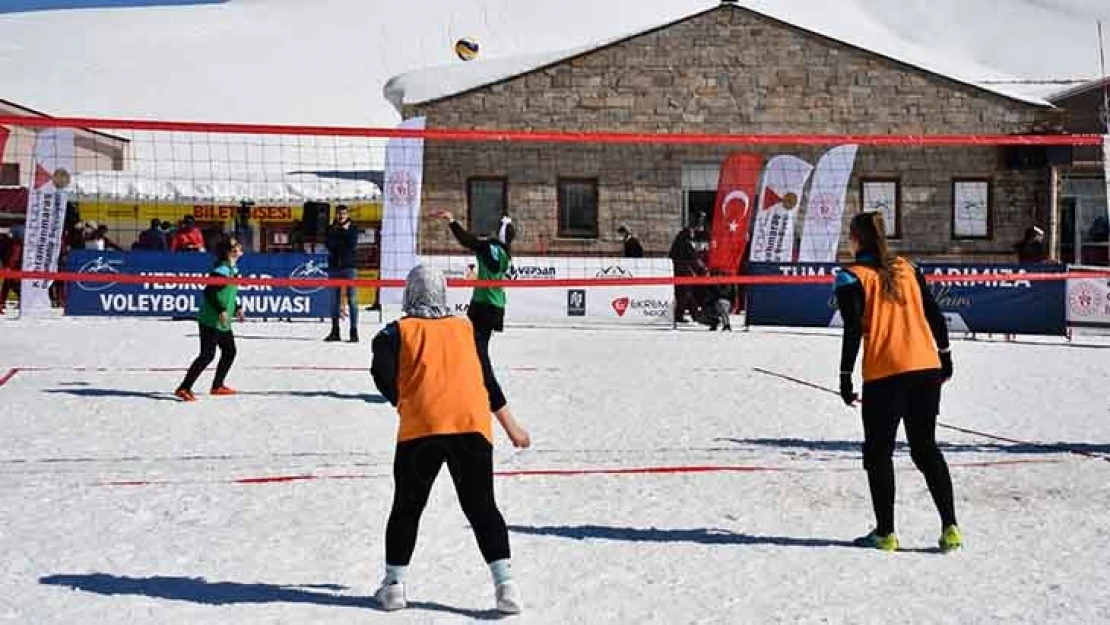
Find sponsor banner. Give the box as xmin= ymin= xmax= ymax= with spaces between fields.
xmin=21 ymin=128 xmax=75 ymax=317
xmin=707 ymin=152 xmax=762 ymax=273
xmin=745 ymin=262 xmax=1067 ymax=336
xmin=1066 ymin=271 xmax=1110 ymax=328
xmin=797 ymin=145 xmax=858 ymax=262
xmin=417 ymin=255 xmax=675 ymax=324
xmin=749 ymin=155 xmax=813 ymax=263
xmin=379 ymin=116 xmax=426 ymax=306
xmin=65 ymin=250 xmax=332 ymax=318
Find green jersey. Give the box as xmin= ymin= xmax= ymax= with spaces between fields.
xmin=473 ymin=242 xmax=511 ymax=309
xmin=197 ymin=262 xmax=239 ymax=331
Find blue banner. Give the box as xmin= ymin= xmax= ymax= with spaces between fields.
xmin=745 ymin=262 xmax=1067 ymax=336
xmin=65 ymin=250 xmax=333 ymax=318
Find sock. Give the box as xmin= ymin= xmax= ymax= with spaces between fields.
xmin=383 ymin=564 xmax=407 ymax=586
xmin=489 ymin=559 xmax=512 ymax=586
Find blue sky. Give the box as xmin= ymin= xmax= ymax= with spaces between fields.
xmin=0 ymin=0 xmax=225 ymax=13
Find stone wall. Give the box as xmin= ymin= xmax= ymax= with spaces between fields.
xmin=409 ymin=5 xmax=1059 ymax=260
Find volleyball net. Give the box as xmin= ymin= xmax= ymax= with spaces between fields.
xmin=0 ymin=115 xmax=1106 ymax=331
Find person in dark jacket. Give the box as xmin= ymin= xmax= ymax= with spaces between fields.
xmin=834 ymin=211 xmax=961 ymax=553
xmin=617 ymin=224 xmax=644 ymax=258
xmin=668 ymin=225 xmax=705 ymax=325
xmin=175 ymin=236 xmax=244 ymax=401
xmin=324 ymin=204 xmax=360 ymax=342
xmin=1014 ymin=226 xmax=1047 ymax=264
xmin=135 ymin=219 xmax=168 ymax=251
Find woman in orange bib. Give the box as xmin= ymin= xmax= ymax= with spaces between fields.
xmin=370 ymin=264 xmax=530 ymax=614
xmin=834 ymin=212 xmax=962 ymax=553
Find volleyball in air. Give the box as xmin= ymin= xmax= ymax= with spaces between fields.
xmin=455 ymin=37 xmax=480 ymax=61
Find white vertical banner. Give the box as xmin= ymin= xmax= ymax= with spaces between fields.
xmin=797 ymin=145 xmax=858 ymax=262
xmin=20 ymin=128 xmax=74 ymax=318
xmin=749 ymin=155 xmax=813 ymax=262
xmin=1103 ymin=135 xmax=1109 ymax=231
xmin=379 ymin=116 xmax=426 ymax=306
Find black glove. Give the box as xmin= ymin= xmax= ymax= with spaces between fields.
xmin=839 ymin=373 xmax=858 ymax=406
xmin=939 ymin=350 xmax=953 ymax=382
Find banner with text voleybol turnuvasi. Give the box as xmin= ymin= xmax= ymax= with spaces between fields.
xmin=65 ymin=250 xmax=334 ymax=318
xmin=745 ymin=262 xmax=1067 ymax=335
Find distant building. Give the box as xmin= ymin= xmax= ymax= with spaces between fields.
xmin=1046 ymin=79 xmax=1109 ymax=265
xmin=0 ymin=97 xmax=130 ymax=223
xmin=385 ymin=1 xmax=1079 ymax=263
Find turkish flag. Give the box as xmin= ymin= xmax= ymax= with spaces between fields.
xmin=707 ymin=152 xmax=763 ymax=274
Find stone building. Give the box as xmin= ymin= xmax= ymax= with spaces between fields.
xmin=1045 ymin=79 xmax=1109 ymax=265
xmin=384 ymin=1 xmax=1072 ymax=263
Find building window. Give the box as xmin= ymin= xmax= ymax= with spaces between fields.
xmin=860 ymin=178 xmax=901 ymax=239
xmin=466 ymin=177 xmax=507 ymax=236
xmin=557 ymin=177 xmax=598 ymax=238
xmin=951 ymin=177 xmax=992 ymax=239
xmin=0 ymin=164 xmax=19 ymax=187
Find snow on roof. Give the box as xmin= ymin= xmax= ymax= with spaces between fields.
xmin=1044 ymin=77 xmax=1110 ymax=103
xmin=71 ymin=170 xmax=381 ymax=202
xmin=384 ymin=1 xmax=1054 ymax=113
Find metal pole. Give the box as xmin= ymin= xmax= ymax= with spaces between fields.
xmin=1049 ymin=164 xmax=1061 ymax=262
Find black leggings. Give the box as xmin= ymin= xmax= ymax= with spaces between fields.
xmin=861 ymin=369 xmax=957 ymax=535
xmin=178 ymin=323 xmax=237 ymax=392
xmin=385 ymin=433 xmax=510 ymax=566
xmin=473 ymin=323 xmax=507 ymax=410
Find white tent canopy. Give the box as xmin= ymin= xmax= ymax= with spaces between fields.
xmin=71 ymin=170 xmax=381 ymax=202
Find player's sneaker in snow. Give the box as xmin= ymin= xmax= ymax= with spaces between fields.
xmin=210 ymin=386 xmax=237 ymax=395
xmin=938 ymin=525 xmax=963 ymax=553
xmin=853 ymin=529 xmax=899 ymax=551
xmin=495 ymin=581 xmax=522 ymax=614
xmin=374 ymin=582 xmax=406 ymax=611
xmin=174 ymin=388 xmax=196 ymax=402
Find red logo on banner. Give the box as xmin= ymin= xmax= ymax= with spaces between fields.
xmin=708 ymin=153 xmax=764 ymax=273
xmin=611 ymin=297 xmax=630 ymax=316
xmin=34 ymin=163 xmax=52 ymax=189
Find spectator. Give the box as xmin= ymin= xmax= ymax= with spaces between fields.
xmin=171 ymin=215 xmax=206 ymax=252
xmin=1 ymin=227 xmax=23 ymax=315
xmin=617 ymin=224 xmax=644 ymax=258
xmin=135 ymin=219 xmax=168 ymax=251
xmin=1014 ymin=226 xmax=1047 ymax=264
xmin=88 ymin=225 xmax=123 ymax=252
xmin=668 ymin=224 xmax=705 ymax=325
xmin=323 ymin=204 xmax=360 ymax=342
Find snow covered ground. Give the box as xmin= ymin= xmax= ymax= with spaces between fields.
xmin=2 ymin=313 xmax=1109 ymax=623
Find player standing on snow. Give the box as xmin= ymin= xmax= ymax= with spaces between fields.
xmin=833 ymin=211 xmax=962 ymax=553
xmin=369 ymin=264 xmax=530 ymax=613
xmin=174 ymin=236 xmax=244 ymax=401
xmin=430 ymin=209 xmax=514 ymax=415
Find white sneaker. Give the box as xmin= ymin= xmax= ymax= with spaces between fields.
xmin=495 ymin=581 xmax=522 ymax=614
xmin=374 ymin=582 xmax=406 ymax=611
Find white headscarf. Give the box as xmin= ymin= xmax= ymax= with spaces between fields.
xmin=402 ymin=264 xmax=451 ymax=319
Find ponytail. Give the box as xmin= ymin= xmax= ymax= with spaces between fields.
xmin=849 ymin=211 xmax=903 ymax=303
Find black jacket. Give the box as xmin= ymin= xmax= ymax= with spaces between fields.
xmin=325 ymin=222 xmax=359 ymax=269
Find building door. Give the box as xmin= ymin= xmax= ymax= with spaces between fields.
xmin=1061 ymin=177 xmax=1108 ymax=266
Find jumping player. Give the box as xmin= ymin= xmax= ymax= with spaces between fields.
xmin=834 ymin=212 xmax=962 ymax=553
xmin=175 ymin=236 xmax=243 ymax=401
xmin=429 ymin=209 xmax=515 ymax=414
xmin=370 ymin=264 xmax=530 ymax=613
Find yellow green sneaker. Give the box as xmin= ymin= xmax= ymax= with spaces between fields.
xmin=853 ymin=529 xmax=899 ymax=551
xmin=938 ymin=525 xmax=963 ymax=553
